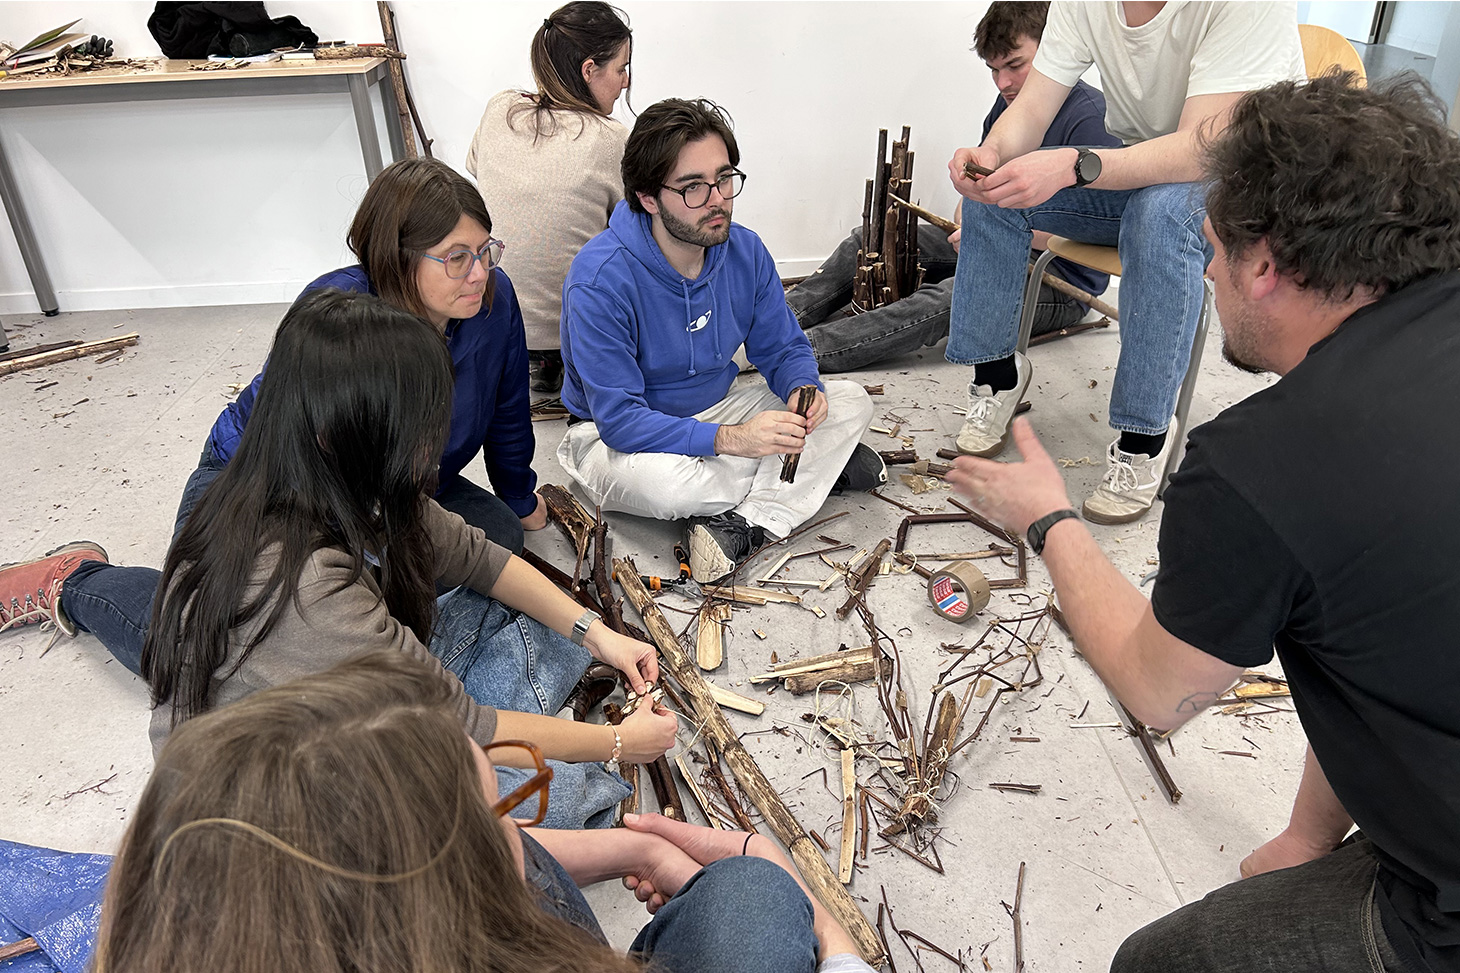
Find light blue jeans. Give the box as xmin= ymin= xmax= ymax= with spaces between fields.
xmin=431 ymin=587 xmax=630 ymax=830
xmin=947 ymin=181 xmax=1213 ymax=435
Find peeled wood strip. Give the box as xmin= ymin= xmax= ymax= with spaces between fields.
xmin=0 ymin=333 xmax=138 ymax=376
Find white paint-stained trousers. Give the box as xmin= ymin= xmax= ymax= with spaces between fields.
xmin=557 ymin=378 xmax=873 ymax=537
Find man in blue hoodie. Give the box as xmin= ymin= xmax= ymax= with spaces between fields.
xmin=558 ymin=98 xmax=879 ymax=583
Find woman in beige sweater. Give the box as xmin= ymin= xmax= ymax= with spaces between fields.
xmin=466 ymin=2 xmax=632 ymax=393
xmin=33 ymin=289 xmax=675 ymax=829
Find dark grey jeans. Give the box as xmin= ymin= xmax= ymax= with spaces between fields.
xmin=1113 ymin=837 xmax=1419 ymax=973
xmin=787 ymin=224 xmax=1084 ymax=373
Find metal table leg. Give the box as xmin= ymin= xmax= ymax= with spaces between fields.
xmin=377 ymin=71 xmax=407 ymax=163
xmin=346 ymin=73 xmax=385 ymax=180
xmin=0 ymin=125 xmax=59 ymax=316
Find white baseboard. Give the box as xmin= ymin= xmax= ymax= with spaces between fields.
xmin=0 ymin=280 xmax=309 ymax=316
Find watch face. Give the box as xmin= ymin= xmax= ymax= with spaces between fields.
xmin=1077 ymin=149 xmax=1102 ymax=186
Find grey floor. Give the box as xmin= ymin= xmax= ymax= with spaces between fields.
xmin=0 ymin=296 xmax=1302 ymax=971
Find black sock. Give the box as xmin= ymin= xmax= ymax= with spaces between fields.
xmin=973 ymin=355 xmax=1018 ymax=392
xmin=1119 ymin=430 xmax=1167 ymax=457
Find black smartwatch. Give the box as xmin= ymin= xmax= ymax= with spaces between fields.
xmin=1026 ymin=508 xmax=1079 ymax=555
xmin=1073 ymin=147 xmax=1102 ymax=188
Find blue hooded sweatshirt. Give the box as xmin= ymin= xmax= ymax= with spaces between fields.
xmin=204 ymin=266 xmax=538 ymax=517
xmin=560 ymin=200 xmax=823 ymax=457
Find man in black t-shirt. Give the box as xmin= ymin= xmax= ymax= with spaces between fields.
xmin=946 ymin=73 xmax=1460 ymax=973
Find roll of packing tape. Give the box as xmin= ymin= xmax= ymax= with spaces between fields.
xmin=927 ymin=560 xmax=991 ymax=621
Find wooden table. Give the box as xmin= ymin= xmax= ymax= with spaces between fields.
xmin=0 ymin=57 xmax=406 ymax=326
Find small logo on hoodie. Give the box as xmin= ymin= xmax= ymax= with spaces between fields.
xmin=688 ymin=309 xmax=712 ymax=332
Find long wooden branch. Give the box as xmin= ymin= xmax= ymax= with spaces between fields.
xmin=615 ymin=558 xmax=884 ymax=965
xmin=0 ymin=333 xmax=138 ymax=376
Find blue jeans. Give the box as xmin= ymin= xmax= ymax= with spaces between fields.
xmin=630 ymin=856 xmax=820 ymax=973
xmin=948 ymin=181 xmax=1212 ymax=435
xmin=62 ymin=559 xmax=156 ymax=676
xmin=174 ymin=448 xmax=524 ymax=553
xmin=430 ymin=586 xmax=629 ymax=830
xmin=790 ymin=225 xmax=1084 ymax=372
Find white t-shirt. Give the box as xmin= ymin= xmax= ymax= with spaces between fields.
xmin=1033 ymin=1 xmax=1307 ymax=144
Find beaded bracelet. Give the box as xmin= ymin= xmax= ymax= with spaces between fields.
xmin=609 ymin=726 xmax=623 ymax=764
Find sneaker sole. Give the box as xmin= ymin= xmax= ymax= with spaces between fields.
xmin=956 ymin=431 xmax=1011 ymax=458
xmin=1080 ymin=500 xmax=1152 ymax=526
xmin=687 ymin=528 xmax=736 ymax=585
xmin=0 ymin=540 xmax=109 ymax=573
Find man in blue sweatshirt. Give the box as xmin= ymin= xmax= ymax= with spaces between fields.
xmin=558 ymin=98 xmax=879 ymax=583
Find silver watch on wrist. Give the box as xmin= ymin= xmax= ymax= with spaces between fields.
xmin=570 ymin=608 xmax=601 ymax=645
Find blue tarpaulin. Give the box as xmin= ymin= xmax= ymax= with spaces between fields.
xmin=0 ymin=840 xmax=110 ymax=973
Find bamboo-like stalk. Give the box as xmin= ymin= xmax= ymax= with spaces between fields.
xmin=615 ymin=559 xmax=884 ymax=965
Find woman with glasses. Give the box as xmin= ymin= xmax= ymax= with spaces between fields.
xmin=9 ymin=290 xmax=676 ymax=829
xmin=179 ymin=157 xmax=546 ymax=558
xmin=94 ymin=649 xmax=875 ymax=973
xmin=467 ymin=1 xmax=632 ymax=394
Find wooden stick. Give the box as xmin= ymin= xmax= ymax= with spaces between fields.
xmin=963 ymin=160 xmax=997 ymax=179
xmin=1012 ymin=860 xmax=1027 ymax=972
xmin=1028 ymin=317 xmax=1112 ymax=346
xmin=646 ymin=753 xmax=687 ymax=821
xmin=675 ymin=753 xmax=723 ymax=828
xmin=780 ymin=385 xmax=818 ymax=483
xmin=784 ymin=657 xmax=889 ymax=695
xmin=704 ymin=741 xmax=759 ymax=833
xmin=0 ymin=938 xmax=39 ymax=962
xmin=837 ymin=538 xmax=891 ymax=618
xmin=1035 ymin=268 xmax=1120 ymax=321
xmin=375 ymin=2 xmax=418 ymax=157
xmin=0 ymin=333 xmax=138 ymax=376
xmin=0 ymin=339 xmax=79 ymax=364
xmin=539 ymin=484 xmax=595 ymax=564
xmin=615 ymin=559 xmax=884 ymax=965
xmin=839 ymin=748 xmax=856 ymax=883
xmin=752 ymin=646 xmax=876 ymax=681
xmin=701 ymin=585 xmax=801 ymax=606
xmin=708 ymin=682 xmax=765 ymax=716
xmin=1120 ymin=702 xmax=1183 ymax=804
xmin=602 ymin=703 xmax=640 ymax=821
xmin=590 ymin=510 xmax=625 ymax=635
xmin=888 ymin=195 xmax=956 ymax=234
xmin=696 ymin=601 xmax=728 ymax=670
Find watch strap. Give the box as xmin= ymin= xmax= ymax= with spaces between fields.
xmin=570 ymin=608 xmax=601 ymax=645
xmin=1027 ymin=508 xmax=1079 ymax=555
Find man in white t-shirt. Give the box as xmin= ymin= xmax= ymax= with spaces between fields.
xmin=945 ymin=1 xmax=1305 ymax=523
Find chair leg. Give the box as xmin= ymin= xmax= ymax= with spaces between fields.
xmin=1159 ymin=281 xmax=1212 ymax=497
xmin=1016 ymin=249 xmax=1060 ymax=355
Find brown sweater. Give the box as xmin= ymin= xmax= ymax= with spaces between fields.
xmin=149 ymin=500 xmax=512 ymax=756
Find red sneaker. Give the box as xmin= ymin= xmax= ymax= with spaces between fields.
xmin=0 ymin=541 xmax=109 ymax=636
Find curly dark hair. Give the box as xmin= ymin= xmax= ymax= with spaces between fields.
xmin=621 ymin=98 xmax=739 ymax=214
xmin=974 ymin=2 xmax=1049 ymax=61
xmin=1202 ymin=70 xmax=1460 ymax=301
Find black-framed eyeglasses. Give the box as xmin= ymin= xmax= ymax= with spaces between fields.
xmin=661 ymin=170 xmax=747 ymax=209
xmin=422 ymin=238 xmax=506 ymax=279
xmin=481 ymin=740 xmax=553 ymax=826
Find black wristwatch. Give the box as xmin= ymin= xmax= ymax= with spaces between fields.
xmin=1073 ymin=147 xmax=1102 ymax=188
xmin=1026 ymin=508 xmax=1079 ymax=555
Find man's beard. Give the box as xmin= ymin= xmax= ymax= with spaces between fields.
xmin=661 ymin=205 xmax=732 ymax=249
xmin=1218 ymin=304 xmax=1273 ymax=376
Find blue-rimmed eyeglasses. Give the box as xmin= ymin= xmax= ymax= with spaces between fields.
xmin=661 ymin=170 xmax=747 ymax=209
xmin=422 ymin=239 xmax=506 ymax=279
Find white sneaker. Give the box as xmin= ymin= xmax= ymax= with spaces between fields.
xmin=955 ymin=352 xmax=1031 ymax=457
xmin=1082 ymin=422 xmax=1179 ymax=525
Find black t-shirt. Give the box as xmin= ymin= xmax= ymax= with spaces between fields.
xmin=1152 ymin=271 xmax=1460 ymax=971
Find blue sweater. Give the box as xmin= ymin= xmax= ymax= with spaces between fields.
xmin=204 ymin=266 xmax=538 ymax=517
xmin=983 ymin=79 xmax=1123 ymax=299
xmin=561 ymin=201 xmax=823 ymax=456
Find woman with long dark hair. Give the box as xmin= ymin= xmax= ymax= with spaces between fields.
xmin=466 ymin=1 xmax=632 ymax=393
xmin=178 ymin=157 xmax=546 ymax=555
xmin=2 ymin=291 xmax=675 ymax=829
xmin=94 ymin=649 xmax=873 ymax=973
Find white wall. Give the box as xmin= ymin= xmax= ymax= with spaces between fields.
xmin=1385 ymin=1 xmax=1450 ymax=57
xmin=0 ymin=2 xmax=1002 ymax=314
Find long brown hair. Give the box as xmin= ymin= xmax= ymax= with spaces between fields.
xmin=510 ymin=1 xmax=632 ymax=141
xmin=97 ymin=650 xmax=642 ymax=973
xmin=347 ymin=157 xmax=497 ymax=320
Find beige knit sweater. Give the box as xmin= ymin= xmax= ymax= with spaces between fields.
xmin=149 ymin=500 xmax=511 ymax=756
xmin=466 ymin=90 xmax=627 ymax=350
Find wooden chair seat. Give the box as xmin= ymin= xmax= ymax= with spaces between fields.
xmin=1046 ymin=236 xmax=1123 ymax=278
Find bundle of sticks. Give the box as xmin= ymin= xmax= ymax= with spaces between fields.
xmin=852 ymin=126 xmax=923 ymax=312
